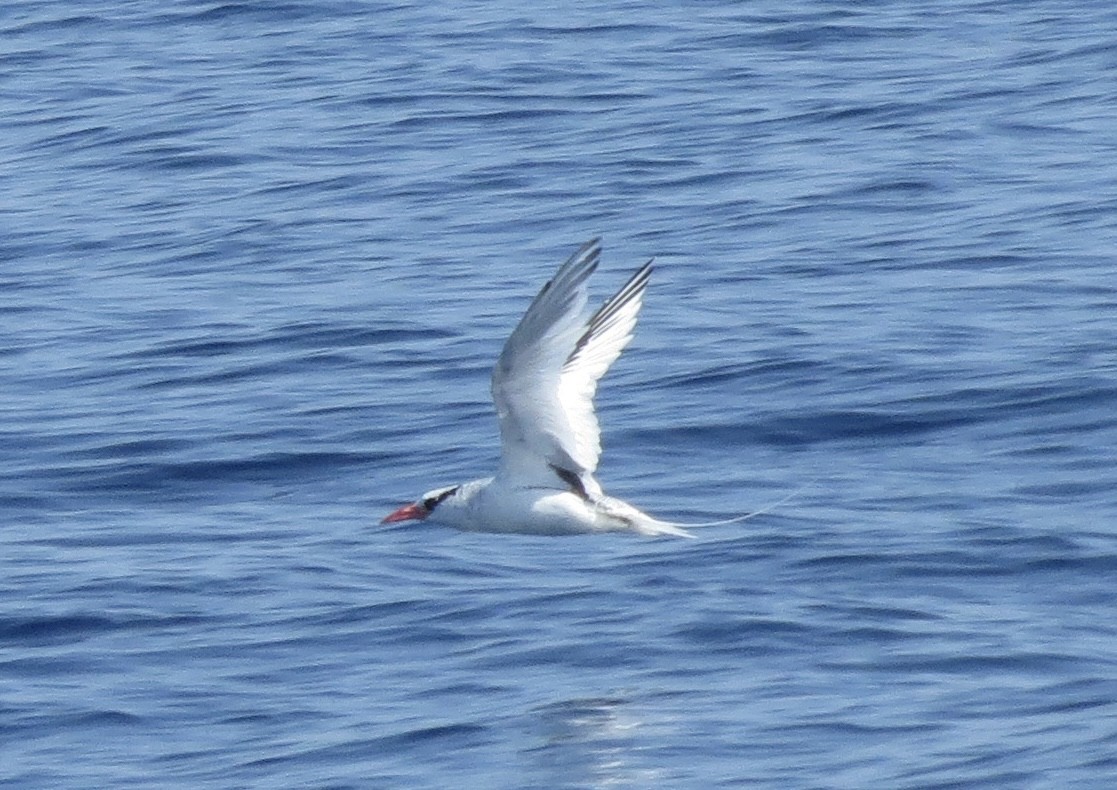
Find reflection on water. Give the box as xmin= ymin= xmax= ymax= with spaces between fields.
xmin=524 ymin=695 xmax=668 ymax=788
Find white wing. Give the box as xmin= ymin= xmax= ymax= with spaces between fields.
xmin=491 ymin=238 xmax=652 ymax=493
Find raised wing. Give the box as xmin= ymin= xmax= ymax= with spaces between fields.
xmin=491 ymin=238 xmax=652 ymax=491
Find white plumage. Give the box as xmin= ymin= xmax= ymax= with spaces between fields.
xmin=382 ymin=238 xmax=693 ymax=537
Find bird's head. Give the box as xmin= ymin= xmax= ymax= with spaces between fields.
xmin=381 ymin=485 xmax=461 ymax=524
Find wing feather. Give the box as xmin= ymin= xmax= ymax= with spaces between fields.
xmin=491 ymin=238 xmax=651 ymax=489
xmin=556 ymin=260 xmax=651 ymax=470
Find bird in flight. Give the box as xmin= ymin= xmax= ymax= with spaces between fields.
xmin=383 ymin=238 xmax=759 ymax=537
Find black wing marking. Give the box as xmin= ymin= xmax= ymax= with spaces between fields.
xmin=549 ymin=463 xmax=589 ymax=501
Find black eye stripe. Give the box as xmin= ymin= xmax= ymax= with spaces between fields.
xmin=424 ymin=486 xmax=459 ymax=511
xmin=435 ymin=486 xmax=458 ymax=505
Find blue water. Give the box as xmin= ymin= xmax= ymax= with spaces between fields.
xmin=4 ymin=1 xmax=1117 ymax=786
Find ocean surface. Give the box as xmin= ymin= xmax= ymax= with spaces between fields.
xmin=3 ymin=1 xmax=1117 ymax=787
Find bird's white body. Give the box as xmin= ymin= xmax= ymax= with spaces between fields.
xmin=382 ymin=238 xmax=696 ymax=537
xmin=427 ymin=477 xmax=692 ymax=537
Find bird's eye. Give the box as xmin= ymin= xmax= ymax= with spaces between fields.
xmin=423 ymin=486 xmax=459 ymax=513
